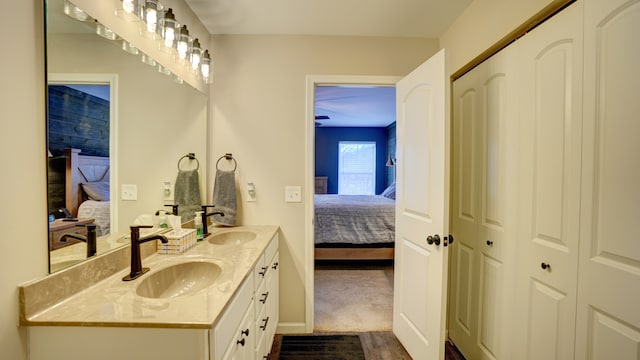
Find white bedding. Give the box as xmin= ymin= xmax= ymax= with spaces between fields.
xmin=77 ymin=200 xmax=110 ymax=236
xmin=314 ymin=194 xmax=395 ymax=245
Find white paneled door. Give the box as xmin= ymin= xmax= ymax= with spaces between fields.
xmin=448 ymin=40 xmax=520 ymax=360
xmin=575 ymin=0 xmax=640 ymax=358
xmin=514 ymin=2 xmax=584 ymax=360
xmin=393 ymin=49 xmax=450 ymax=360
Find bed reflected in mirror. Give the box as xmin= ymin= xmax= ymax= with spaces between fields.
xmin=47 ymin=74 xmax=117 ymax=272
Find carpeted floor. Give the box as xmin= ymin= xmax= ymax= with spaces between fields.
xmin=277 ymin=335 xmax=366 ymax=360
xmin=314 ymin=264 xmax=394 ymax=332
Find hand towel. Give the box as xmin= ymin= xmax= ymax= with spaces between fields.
xmin=212 ymin=169 xmax=237 ymax=226
xmin=174 ymin=169 xmax=201 ymax=222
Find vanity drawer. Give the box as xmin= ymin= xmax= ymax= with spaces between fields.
xmin=213 ymin=272 xmax=254 ymax=360
xmin=253 ymin=253 xmax=267 ymax=291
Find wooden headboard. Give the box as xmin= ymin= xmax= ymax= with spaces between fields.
xmin=64 ymin=148 xmax=110 ymax=217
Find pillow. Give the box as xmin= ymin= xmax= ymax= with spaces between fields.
xmin=81 ymin=182 xmax=110 ymax=201
xmin=381 ymin=183 xmax=396 ymax=200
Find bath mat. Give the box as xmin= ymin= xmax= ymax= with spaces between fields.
xmin=278 ymin=335 xmax=365 ymax=360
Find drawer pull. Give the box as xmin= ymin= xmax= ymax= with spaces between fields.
xmin=241 ymin=328 xmax=249 ymax=336
xmin=486 ymin=240 xmax=493 ymax=246
xmin=260 ymin=292 xmax=269 ymax=304
xmin=541 ymin=262 xmax=551 ymax=270
xmin=260 ymin=316 xmax=269 ymax=331
xmin=237 ymin=338 xmax=245 ymax=346
xmin=272 ymin=262 xmax=279 ymax=270
xmin=259 ymin=266 xmax=268 ymax=277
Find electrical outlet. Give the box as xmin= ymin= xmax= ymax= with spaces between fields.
xmin=285 ymin=186 xmax=302 ymax=203
xmin=163 ymin=180 xmax=172 ymax=201
xmin=121 ymin=184 xmax=137 ymax=201
xmin=247 ymin=182 xmax=256 ymax=202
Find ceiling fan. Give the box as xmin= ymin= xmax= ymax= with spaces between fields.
xmin=315 ymin=115 xmax=329 ymax=127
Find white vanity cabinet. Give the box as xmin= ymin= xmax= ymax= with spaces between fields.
xmin=252 ymin=236 xmax=279 ymax=360
xmin=213 ymin=234 xmax=279 ymax=360
xmin=24 ymin=227 xmax=280 ymax=360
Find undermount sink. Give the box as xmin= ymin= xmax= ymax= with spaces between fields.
xmin=208 ymin=231 xmax=257 ymax=245
xmin=136 ymin=261 xmax=222 ymax=299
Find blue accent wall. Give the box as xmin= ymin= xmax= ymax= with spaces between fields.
xmin=386 ymin=122 xmax=396 ymax=185
xmin=315 ymin=127 xmax=389 ymax=194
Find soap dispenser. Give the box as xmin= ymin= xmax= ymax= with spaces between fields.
xmin=157 ymin=210 xmax=169 ymax=229
xmin=194 ymin=211 xmax=204 ymax=241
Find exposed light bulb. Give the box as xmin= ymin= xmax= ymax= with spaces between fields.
xmin=189 ymin=38 xmax=202 ymax=71
xmin=145 ymin=10 xmax=157 ymax=32
xmin=176 ymin=26 xmax=190 ymax=60
xmin=160 ymin=8 xmax=177 ymax=50
xmin=163 ymin=27 xmax=175 ymax=48
xmin=122 ymin=0 xmax=135 ymax=14
xmin=201 ymin=50 xmax=211 ymax=82
xmin=142 ymin=0 xmax=161 ymax=35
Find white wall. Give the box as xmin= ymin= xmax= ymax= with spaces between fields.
xmin=0 ymin=2 xmax=48 ymax=359
xmin=441 ymin=0 xmax=555 ymax=74
xmin=209 ymin=34 xmax=439 ymax=329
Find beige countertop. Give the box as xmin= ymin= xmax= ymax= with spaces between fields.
xmin=21 ymin=225 xmax=279 ymax=329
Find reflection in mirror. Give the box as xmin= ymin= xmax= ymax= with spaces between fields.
xmin=46 ymin=0 xmax=209 ymax=273
xmin=47 ymin=74 xmax=116 ymax=273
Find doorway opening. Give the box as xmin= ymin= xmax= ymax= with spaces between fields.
xmin=305 ymin=76 xmax=400 ymax=333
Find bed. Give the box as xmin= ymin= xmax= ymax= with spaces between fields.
xmin=65 ymin=148 xmax=111 ymax=236
xmin=314 ymin=186 xmax=396 ymax=260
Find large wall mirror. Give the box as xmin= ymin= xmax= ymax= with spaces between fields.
xmin=46 ymin=0 xmax=209 ymax=273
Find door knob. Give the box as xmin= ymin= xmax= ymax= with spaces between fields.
xmin=444 ymin=234 xmax=454 ymax=246
xmin=541 ymin=262 xmax=551 ymax=270
xmin=487 ymin=240 xmax=493 ymax=246
xmin=427 ymin=234 xmax=441 ymax=246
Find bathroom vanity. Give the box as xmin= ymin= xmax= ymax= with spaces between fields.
xmin=21 ymin=226 xmax=279 ymax=360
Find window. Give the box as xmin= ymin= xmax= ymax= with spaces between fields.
xmin=338 ymin=141 xmax=376 ymax=195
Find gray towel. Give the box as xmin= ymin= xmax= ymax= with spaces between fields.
xmin=174 ymin=169 xmax=201 ymax=222
xmin=212 ymin=169 xmax=237 ymax=226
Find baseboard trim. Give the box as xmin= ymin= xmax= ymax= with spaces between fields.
xmin=276 ymin=322 xmax=309 ymax=334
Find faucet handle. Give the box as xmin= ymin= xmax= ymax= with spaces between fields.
xmin=165 ymin=204 xmax=179 ymax=215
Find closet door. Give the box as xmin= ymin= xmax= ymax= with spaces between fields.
xmin=575 ymin=0 xmax=640 ymax=358
xmin=449 ymin=42 xmax=519 ymax=360
xmin=513 ymin=2 xmax=583 ymax=359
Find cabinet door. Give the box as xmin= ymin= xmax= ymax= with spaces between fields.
xmin=514 ymin=2 xmax=583 ymax=359
xmin=221 ymin=304 xmax=254 ymax=360
xmin=266 ymin=252 xmax=279 ymax=343
xmin=575 ymin=0 xmax=640 ymax=358
xmin=449 ymin=38 xmax=519 ymax=360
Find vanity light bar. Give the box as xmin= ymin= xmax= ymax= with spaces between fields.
xmin=63 ymin=0 xmax=214 ymax=89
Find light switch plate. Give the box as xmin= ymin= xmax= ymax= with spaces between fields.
xmin=285 ymin=186 xmax=302 ymax=203
xmin=121 ymin=184 xmax=137 ymax=201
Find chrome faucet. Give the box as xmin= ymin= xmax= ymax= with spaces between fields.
xmin=60 ymin=223 xmax=97 ymax=258
xmin=201 ymin=205 xmax=225 ymax=237
xmin=123 ymin=225 xmax=168 ymax=281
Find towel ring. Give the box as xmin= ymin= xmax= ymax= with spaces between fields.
xmin=216 ymin=153 xmax=237 ymax=172
xmin=178 ymin=153 xmax=199 ymax=171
